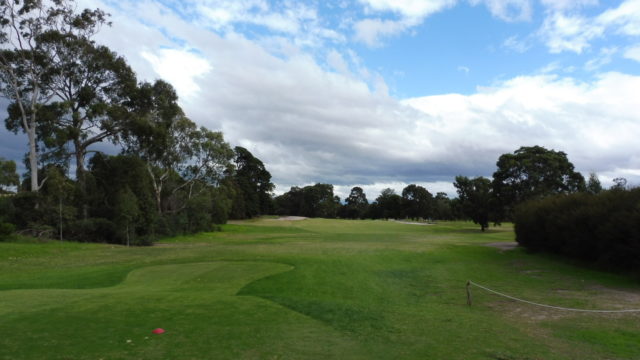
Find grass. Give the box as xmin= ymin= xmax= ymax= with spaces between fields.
xmin=1 ymin=218 xmax=639 ymax=359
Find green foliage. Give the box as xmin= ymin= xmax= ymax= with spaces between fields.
xmin=372 ymin=188 xmax=403 ymax=219
xmin=342 ymin=186 xmax=369 ymax=219
xmin=514 ymin=188 xmax=640 ymax=271
xmin=454 ymin=176 xmax=494 ymax=231
xmin=401 ymin=184 xmax=433 ymax=220
xmin=67 ymin=217 xmax=116 ymax=243
xmin=585 ymin=172 xmax=603 ymax=194
xmin=0 ymin=158 xmax=19 ymax=192
xmin=0 ymin=222 xmax=15 ymax=240
xmin=492 ymin=146 xmax=586 ymax=219
xmin=275 ymin=183 xmax=340 ymax=218
xmin=230 ymin=146 xmax=274 ymax=219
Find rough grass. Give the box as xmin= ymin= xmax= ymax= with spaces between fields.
xmin=1 ymin=219 xmax=639 ymax=359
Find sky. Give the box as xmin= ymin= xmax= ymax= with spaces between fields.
xmin=2 ymin=0 xmax=640 ymax=199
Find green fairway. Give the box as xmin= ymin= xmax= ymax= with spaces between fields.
xmin=1 ymin=219 xmax=639 ymax=359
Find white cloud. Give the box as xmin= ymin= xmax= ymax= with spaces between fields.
xmin=470 ymin=0 xmax=533 ymax=22
xmin=353 ymin=18 xmax=415 ymax=47
xmin=598 ymin=0 xmax=640 ymax=36
xmin=141 ymin=49 xmax=212 ymax=99
xmin=503 ymin=35 xmax=532 ymax=53
xmin=539 ymin=12 xmax=604 ymax=53
xmin=584 ymin=46 xmax=618 ymax=71
xmin=540 ymin=0 xmax=599 ymax=12
xmin=623 ymin=44 xmax=640 ymax=61
xmin=358 ymin=0 xmax=457 ymax=18
xmin=404 ymin=72 xmax=640 ymax=180
xmin=539 ymin=0 xmax=640 ymax=54
xmin=354 ymin=0 xmax=455 ymax=46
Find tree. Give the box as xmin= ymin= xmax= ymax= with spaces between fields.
xmin=114 ymin=186 xmax=139 ymax=247
xmin=231 ymin=146 xmax=274 ymax=219
xmin=492 ymin=146 xmax=585 ymax=218
xmin=344 ymin=186 xmax=368 ymax=219
xmin=1 ymin=0 xmax=109 ymax=192
xmin=0 ymin=157 xmax=19 ymax=193
xmin=43 ymin=36 xmax=136 ymax=190
xmin=375 ymin=188 xmax=402 ymax=220
xmin=454 ymin=176 xmax=493 ymax=231
xmin=612 ymin=177 xmax=627 ymax=191
xmin=401 ymin=184 xmax=433 ymax=220
xmin=432 ymin=192 xmax=454 ymax=220
xmin=585 ymin=172 xmax=603 ymax=194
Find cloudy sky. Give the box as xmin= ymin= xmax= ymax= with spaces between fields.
xmin=2 ymin=0 xmax=640 ymax=199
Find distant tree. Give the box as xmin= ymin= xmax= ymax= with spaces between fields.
xmin=375 ymin=188 xmax=402 ymax=219
xmin=492 ymin=146 xmax=585 ymax=218
xmin=401 ymin=184 xmax=433 ymax=220
xmin=612 ymin=177 xmax=627 ymax=191
xmin=454 ymin=176 xmax=493 ymax=231
xmin=344 ymin=186 xmax=368 ymax=219
xmin=0 ymin=158 xmax=19 ymax=193
xmin=585 ymin=172 xmax=603 ymax=194
xmin=433 ymin=192 xmax=454 ymax=220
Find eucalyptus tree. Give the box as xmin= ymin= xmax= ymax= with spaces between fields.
xmin=124 ymin=80 xmax=234 ymax=214
xmin=0 ymin=0 xmax=109 ymax=191
xmin=492 ymin=146 xmax=585 ymax=218
xmin=44 ymin=36 xmax=137 ymax=186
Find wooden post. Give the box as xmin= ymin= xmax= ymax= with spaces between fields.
xmin=466 ymin=281 xmax=472 ymax=306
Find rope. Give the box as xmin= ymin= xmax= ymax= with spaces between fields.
xmin=468 ymin=280 xmax=640 ymax=313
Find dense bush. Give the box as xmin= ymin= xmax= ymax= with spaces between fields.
xmin=514 ymin=188 xmax=640 ymax=271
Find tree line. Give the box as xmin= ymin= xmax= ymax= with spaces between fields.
xmin=0 ymin=1 xmax=273 ymax=244
xmin=273 ymin=183 xmax=461 ymax=221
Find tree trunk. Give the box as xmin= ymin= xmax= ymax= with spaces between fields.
xmin=59 ymin=197 xmax=63 ymax=241
xmin=74 ymin=140 xmax=88 ymax=219
xmin=126 ymin=224 xmax=130 ymax=247
xmin=27 ymin=121 xmax=39 ymax=192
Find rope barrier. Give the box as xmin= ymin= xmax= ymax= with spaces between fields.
xmin=467 ymin=280 xmax=640 ymax=313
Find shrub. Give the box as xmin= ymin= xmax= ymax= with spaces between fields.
xmin=0 ymin=222 xmax=15 ymax=240
xmin=514 ymin=188 xmax=640 ymax=271
xmin=68 ymin=218 xmax=116 ymax=243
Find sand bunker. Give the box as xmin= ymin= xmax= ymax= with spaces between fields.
xmin=275 ymin=216 xmax=308 ymax=221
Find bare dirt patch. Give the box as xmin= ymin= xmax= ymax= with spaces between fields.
xmin=484 ymin=242 xmax=518 ymax=251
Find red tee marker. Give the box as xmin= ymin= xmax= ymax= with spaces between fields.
xmin=152 ymin=328 xmax=165 ymax=334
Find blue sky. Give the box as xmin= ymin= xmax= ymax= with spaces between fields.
xmin=3 ymin=0 xmax=640 ymax=198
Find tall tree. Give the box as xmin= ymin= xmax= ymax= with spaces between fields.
xmin=375 ymin=188 xmax=402 ymax=220
xmin=0 ymin=0 xmax=109 ymax=191
xmin=344 ymin=186 xmax=368 ymax=219
xmin=401 ymin=184 xmax=433 ymax=220
xmin=44 ymin=36 xmax=136 ymax=187
xmin=492 ymin=146 xmax=585 ymax=218
xmin=231 ymin=146 xmax=274 ymax=219
xmin=454 ymin=176 xmax=493 ymax=231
